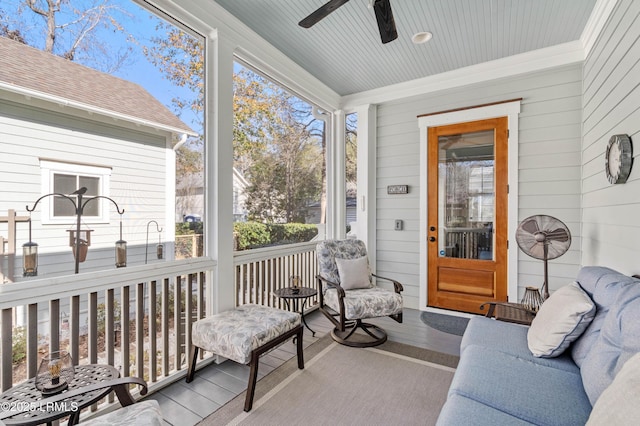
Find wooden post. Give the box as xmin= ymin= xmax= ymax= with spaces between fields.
xmin=0 ymin=209 xmax=31 ymax=283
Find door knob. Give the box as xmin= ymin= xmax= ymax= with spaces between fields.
xmin=429 ymin=236 xmax=436 ymax=242
xmin=430 ymin=226 xmax=436 ymax=231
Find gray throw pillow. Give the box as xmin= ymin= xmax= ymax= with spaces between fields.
xmin=527 ymin=281 xmax=596 ymax=358
xmin=335 ymin=256 xmax=371 ymax=290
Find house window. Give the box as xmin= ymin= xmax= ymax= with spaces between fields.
xmin=40 ymin=160 xmax=111 ymax=224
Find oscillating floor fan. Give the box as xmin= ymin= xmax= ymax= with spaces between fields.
xmin=515 ymin=215 xmax=571 ymax=299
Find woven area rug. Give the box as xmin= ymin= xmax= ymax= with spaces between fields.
xmin=199 ymin=335 xmax=458 ymax=426
xmin=420 ymin=311 xmax=470 ymax=336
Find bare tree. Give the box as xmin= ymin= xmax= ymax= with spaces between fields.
xmin=2 ymin=0 xmax=134 ymax=72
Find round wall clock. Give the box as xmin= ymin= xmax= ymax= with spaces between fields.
xmin=605 ymin=134 xmax=633 ymax=184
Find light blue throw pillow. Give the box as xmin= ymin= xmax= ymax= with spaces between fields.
xmin=581 ymin=287 xmax=640 ymax=405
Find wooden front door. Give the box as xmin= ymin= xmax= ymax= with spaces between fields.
xmin=427 ymin=117 xmax=508 ymax=314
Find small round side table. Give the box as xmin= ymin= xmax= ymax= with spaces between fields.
xmin=273 ymin=287 xmax=318 ymax=336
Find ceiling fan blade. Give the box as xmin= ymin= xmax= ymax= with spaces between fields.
xmin=373 ymin=0 xmax=398 ymax=43
xmin=299 ymin=0 xmax=351 ymax=28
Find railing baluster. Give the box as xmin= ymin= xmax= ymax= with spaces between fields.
xmin=106 ymin=289 xmax=115 ymax=403
xmin=267 ymin=258 xmax=274 ymax=308
xmin=1 ymin=308 xmax=12 ymax=391
xmin=50 ymin=299 xmax=60 ymax=354
xmin=174 ymin=275 xmax=182 ymax=370
xmin=121 ymin=285 xmax=130 ymax=378
xmin=250 ymin=262 xmax=256 ymax=304
xmin=185 ymin=273 xmax=193 ymax=370
xmin=198 ymin=272 xmax=205 ymax=320
xmin=27 ymin=303 xmax=38 ymax=377
xmin=70 ymin=296 xmax=80 ymax=366
xmin=149 ymin=280 xmax=157 ymax=382
xmin=196 ymin=272 xmax=205 ymax=361
xmin=88 ymin=292 xmax=98 ymax=364
xmin=162 ymin=278 xmax=169 ymax=377
xmin=258 ymin=260 xmax=264 ymax=306
xmin=106 ymin=290 xmax=114 ymax=367
xmin=136 ymin=283 xmax=144 ymax=380
xmin=274 ymin=257 xmax=281 ymax=308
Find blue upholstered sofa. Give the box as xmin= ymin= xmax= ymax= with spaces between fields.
xmin=437 ymin=266 xmax=640 ymax=425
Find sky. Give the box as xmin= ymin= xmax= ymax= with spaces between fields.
xmin=1 ymin=0 xmax=202 ymax=134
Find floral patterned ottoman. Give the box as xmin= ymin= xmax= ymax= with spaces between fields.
xmin=186 ymin=304 xmax=304 ymax=411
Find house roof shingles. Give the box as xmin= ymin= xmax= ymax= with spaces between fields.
xmin=0 ymin=36 xmax=194 ymax=135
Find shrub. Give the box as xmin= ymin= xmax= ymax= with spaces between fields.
xmin=176 ymin=221 xmax=203 ymax=235
xmin=267 ymin=223 xmax=318 ymax=244
xmin=234 ymin=222 xmax=270 ymax=250
xmin=234 ymin=222 xmax=318 ymax=250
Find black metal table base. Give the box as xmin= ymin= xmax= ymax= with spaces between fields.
xmin=273 ymin=287 xmax=317 ymax=336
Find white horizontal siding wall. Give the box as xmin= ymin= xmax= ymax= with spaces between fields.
xmin=376 ymin=65 xmax=583 ymax=309
xmin=582 ymin=0 xmax=640 ymax=273
xmin=0 ymin=100 xmax=170 ymax=280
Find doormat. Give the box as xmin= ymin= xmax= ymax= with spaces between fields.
xmin=420 ymin=311 xmax=470 ymax=336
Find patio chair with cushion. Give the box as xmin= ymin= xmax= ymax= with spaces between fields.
xmin=70 ymin=377 xmax=162 ymax=425
xmin=316 ymin=239 xmax=403 ymax=347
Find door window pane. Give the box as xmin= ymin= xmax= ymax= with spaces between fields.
xmin=438 ymin=130 xmax=494 ymax=260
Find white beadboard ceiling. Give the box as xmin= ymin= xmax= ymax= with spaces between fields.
xmin=213 ymin=0 xmax=597 ymax=96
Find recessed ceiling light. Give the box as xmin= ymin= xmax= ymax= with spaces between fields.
xmin=412 ymin=31 xmax=433 ymax=44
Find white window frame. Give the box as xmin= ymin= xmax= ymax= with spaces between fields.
xmin=40 ymin=160 xmax=112 ymax=225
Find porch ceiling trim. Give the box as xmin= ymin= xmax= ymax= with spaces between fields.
xmin=340 ymin=40 xmax=584 ymax=109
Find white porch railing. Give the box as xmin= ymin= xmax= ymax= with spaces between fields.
xmin=0 ymin=241 xmax=319 ymax=418
xmin=0 ymin=258 xmax=215 ymax=392
xmin=234 ymin=241 xmax=319 ymax=310
xmin=444 ymin=227 xmax=493 ymax=259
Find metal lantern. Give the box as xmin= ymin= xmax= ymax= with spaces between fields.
xmin=115 ymin=239 xmax=127 ymax=268
xmin=68 ymin=229 xmax=92 ymax=263
xmin=22 ymin=216 xmax=38 ymax=277
xmin=290 ymin=275 xmax=301 ymax=294
xmin=35 ymin=351 xmax=74 ymax=396
xmin=145 ymin=220 xmax=163 ymax=264
xmin=22 ymin=241 xmax=38 ymax=277
xmin=115 ymin=215 xmax=127 ymax=268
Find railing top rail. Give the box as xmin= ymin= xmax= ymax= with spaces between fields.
xmin=233 ymin=240 xmax=319 ymax=264
xmin=445 ymin=227 xmax=492 ymax=233
xmin=0 ymin=257 xmax=216 ymax=309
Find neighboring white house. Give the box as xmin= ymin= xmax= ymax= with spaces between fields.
xmin=176 ymin=168 xmax=249 ymax=222
xmin=0 ymin=37 xmax=195 ymax=282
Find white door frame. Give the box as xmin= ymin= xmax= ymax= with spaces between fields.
xmin=418 ymin=100 xmax=521 ymax=310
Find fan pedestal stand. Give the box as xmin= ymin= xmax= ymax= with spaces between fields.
xmin=515 ymin=215 xmax=571 ymax=302
xmin=541 ymin=244 xmax=550 ymax=300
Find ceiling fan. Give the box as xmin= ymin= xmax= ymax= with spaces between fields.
xmin=299 ymin=0 xmax=398 ymax=44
